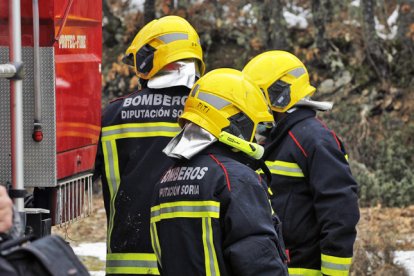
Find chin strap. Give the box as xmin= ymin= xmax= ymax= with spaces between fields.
xmin=244 ymin=156 xmax=272 ymax=192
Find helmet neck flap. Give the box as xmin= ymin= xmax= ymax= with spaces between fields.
xmin=147 ymin=60 xmax=200 ymax=89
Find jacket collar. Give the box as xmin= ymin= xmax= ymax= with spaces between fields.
xmin=262 ymin=108 xmax=316 ymax=160
xmin=270 ymin=107 xmax=316 ymax=140
xmin=200 ymin=143 xmax=254 ymax=166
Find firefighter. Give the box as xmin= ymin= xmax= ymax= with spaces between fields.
xmin=94 ymin=15 xmax=205 ymax=275
xmin=243 ymin=51 xmax=360 ymax=276
xmin=150 ymin=68 xmax=288 ymax=275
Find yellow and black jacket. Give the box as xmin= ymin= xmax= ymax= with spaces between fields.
xmin=262 ymin=107 xmax=360 ymax=276
xmin=94 ymin=86 xmax=189 ymax=275
xmin=150 ymin=144 xmax=288 ymax=276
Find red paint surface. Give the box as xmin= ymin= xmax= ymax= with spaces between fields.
xmin=56 ymin=144 xmax=98 ymax=179
xmin=0 ymin=0 xmax=102 ymax=180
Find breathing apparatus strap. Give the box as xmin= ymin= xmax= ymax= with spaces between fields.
xmin=257 ymin=158 xmax=272 ymax=186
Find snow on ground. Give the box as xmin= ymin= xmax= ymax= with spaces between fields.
xmin=284 ymin=10 xmax=308 ymax=29
xmin=394 ymin=251 xmax=414 ymax=276
xmin=73 ymin=242 xmax=106 ymax=275
xmin=375 ymin=5 xmax=399 ymax=40
xmin=90 ymin=272 xmax=105 ymax=276
xmin=350 ymin=0 xmax=360 ymax=7
xmin=283 ymin=4 xmax=310 ymax=29
xmin=73 ymin=242 xmax=106 ymax=261
xmin=130 ymin=0 xmax=144 ymax=11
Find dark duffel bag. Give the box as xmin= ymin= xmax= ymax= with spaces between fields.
xmin=0 ymin=234 xmax=89 ymax=276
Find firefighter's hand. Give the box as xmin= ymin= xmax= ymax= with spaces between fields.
xmin=0 ymin=186 xmax=13 ymax=233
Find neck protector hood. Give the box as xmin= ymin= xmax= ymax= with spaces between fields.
xmin=148 ymin=60 xmax=199 ymax=89
xmin=163 ymin=123 xmax=217 ymax=159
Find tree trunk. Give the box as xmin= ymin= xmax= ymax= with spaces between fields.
xmin=311 ymin=0 xmax=331 ymax=52
xmin=397 ymin=0 xmax=414 ymax=41
xmin=361 ymin=0 xmax=381 ymax=57
xmin=259 ymin=0 xmax=289 ymax=50
xmin=144 ymin=0 xmax=156 ymax=24
xmin=395 ymin=0 xmax=414 ymax=87
xmin=361 ymin=0 xmax=388 ymax=82
xmin=103 ymin=0 xmax=123 ymax=47
xmin=177 ymin=0 xmax=190 ymax=8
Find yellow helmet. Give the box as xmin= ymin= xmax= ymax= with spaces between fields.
xmin=243 ymin=50 xmax=316 ymax=113
xmin=124 ymin=15 xmax=205 ymax=80
xmin=179 ymin=68 xmax=274 ymax=158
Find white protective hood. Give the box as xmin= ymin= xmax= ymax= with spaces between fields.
xmin=148 ymin=60 xmax=199 ymax=89
xmin=163 ymin=123 xmax=217 ymax=160
xmin=295 ymin=97 xmax=334 ymax=111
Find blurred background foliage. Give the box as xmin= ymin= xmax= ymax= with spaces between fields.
xmin=102 ymin=0 xmax=414 ymax=207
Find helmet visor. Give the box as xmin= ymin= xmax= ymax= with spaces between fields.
xmin=267 ymin=80 xmax=291 ymax=109
xmin=122 ymin=53 xmax=135 ymax=66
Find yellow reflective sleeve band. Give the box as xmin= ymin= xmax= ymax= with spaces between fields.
xmin=150 ymin=222 xmax=162 ymax=267
xmin=102 ymin=140 xmax=121 ymax=253
xmin=202 ymin=218 xmax=220 ymax=276
xmin=106 ymin=253 xmax=159 ymax=275
xmin=345 ymin=154 xmax=349 ymax=161
xmin=288 ymin=267 xmax=322 ymax=276
xmin=103 ymin=140 xmax=121 ymax=196
xmin=321 ymin=254 xmax=352 ymax=276
xmin=150 ymin=201 xmax=220 ymax=223
xmin=264 ymin=160 xmax=305 ymax=177
xmin=101 ymin=122 xmax=181 ymax=141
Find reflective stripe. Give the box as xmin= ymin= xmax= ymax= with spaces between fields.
xmin=157 ymin=33 xmax=188 ymax=43
xmin=345 ymin=154 xmax=349 ymax=161
xmin=151 ymin=201 xmax=220 ymax=223
xmin=321 ymin=254 xmax=352 ymax=275
xmin=198 ymin=91 xmax=231 ymax=109
xmin=101 ymin=122 xmax=179 ymax=253
xmin=288 ymin=67 xmax=306 ymax=78
xmin=102 ymin=122 xmax=181 ymax=141
xmin=106 ymin=253 xmax=159 ymax=275
xmin=191 ymin=84 xmax=200 ymax=97
xmin=151 ymin=202 xmax=220 ymax=275
xmin=268 ymin=199 xmax=275 ymax=215
xmin=288 ymin=267 xmax=322 ymax=276
xmin=267 ymin=187 xmax=273 ymax=196
xmin=202 ymin=217 xmax=220 ymax=276
xmin=150 ymin=222 xmax=162 ymax=267
xmin=103 ymin=140 xmax=119 ymax=195
xmin=102 ymin=140 xmax=120 ymax=253
xmin=259 ymin=160 xmax=304 ymax=177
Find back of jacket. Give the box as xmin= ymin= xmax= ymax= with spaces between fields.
xmin=264 ymin=108 xmax=359 ymax=276
xmin=95 ymin=86 xmax=189 ymax=275
xmin=150 ymin=145 xmax=288 ymax=276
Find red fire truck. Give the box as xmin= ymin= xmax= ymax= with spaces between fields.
xmin=0 ymin=0 xmax=102 ymax=236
